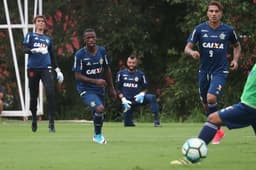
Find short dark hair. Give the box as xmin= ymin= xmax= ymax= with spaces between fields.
xmin=208 ymin=1 xmax=223 ymax=11
xmin=128 ymin=55 xmax=137 ymax=60
xmin=33 ymin=15 xmax=47 ymax=24
xmin=83 ymin=28 xmax=96 ymax=36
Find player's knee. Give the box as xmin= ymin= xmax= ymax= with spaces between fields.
xmin=148 ymin=94 xmax=156 ymax=102
xmin=151 ymin=94 xmax=156 ymax=101
xmin=95 ymin=105 xmax=105 ymax=113
xmin=207 ymin=112 xmax=221 ymax=125
xmin=207 ymin=93 xmax=217 ymax=104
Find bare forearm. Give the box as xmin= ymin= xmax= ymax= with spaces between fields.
xmin=105 ymin=68 xmax=114 ymax=89
xmin=184 ymin=46 xmax=194 ymax=56
xmin=74 ymin=72 xmax=97 ymax=84
xmin=184 ymin=42 xmax=200 ymax=59
xmin=233 ymin=42 xmax=241 ymax=62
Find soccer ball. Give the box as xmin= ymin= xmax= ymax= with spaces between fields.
xmin=182 ymin=138 xmax=208 ymax=163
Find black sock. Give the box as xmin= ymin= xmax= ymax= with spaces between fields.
xmin=93 ymin=112 xmax=104 ymax=135
xmin=32 ymin=113 xmax=37 ymax=123
xmin=153 ymin=112 xmax=159 ymax=121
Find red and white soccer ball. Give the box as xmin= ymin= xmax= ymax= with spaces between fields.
xmin=182 ymin=138 xmax=208 ymax=163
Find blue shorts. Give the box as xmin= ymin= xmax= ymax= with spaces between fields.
xmin=199 ymin=71 xmax=228 ymax=104
xmin=80 ymin=92 xmax=104 ymax=112
xmin=218 ymin=103 xmax=256 ymax=129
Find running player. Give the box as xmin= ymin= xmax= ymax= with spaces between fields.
xmin=23 ymin=15 xmax=64 ymax=133
xmin=72 ymin=28 xmax=116 ymax=144
xmin=184 ymin=0 xmax=241 ymax=144
xmin=115 ymin=55 xmax=160 ymax=127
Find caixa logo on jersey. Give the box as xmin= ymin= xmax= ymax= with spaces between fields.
xmin=86 ymin=68 xmax=103 ymax=75
xmin=202 ymin=42 xmax=224 ymax=49
xmin=123 ymin=83 xmax=138 ymax=88
xmin=33 ymin=42 xmax=47 ymax=48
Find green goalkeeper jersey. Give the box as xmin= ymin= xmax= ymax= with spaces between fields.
xmin=241 ymin=64 xmax=256 ymax=108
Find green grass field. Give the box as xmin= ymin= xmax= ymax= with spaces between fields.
xmin=0 ymin=119 xmax=256 ymax=170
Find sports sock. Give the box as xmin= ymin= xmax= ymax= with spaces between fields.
xmin=198 ymin=121 xmax=219 ymax=144
xmin=32 ymin=112 xmax=37 ymax=122
xmin=153 ymin=112 xmax=159 ymax=122
xmin=206 ymin=103 xmax=217 ymax=116
xmin=93 ymin=112 xmax=104 ymax=135
xmin=124 ymin=110 xmax=134 ymax=126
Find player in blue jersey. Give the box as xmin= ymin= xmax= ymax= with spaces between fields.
xmin=115 ymin=55 xmax=160 ymax=127
xmin=72 ymin=28 xmax=116 ymax=144
xmin=23 ymin=15 xmax=64 ymax=133
xmin=184 ymin=0 xmax=241 ymax=144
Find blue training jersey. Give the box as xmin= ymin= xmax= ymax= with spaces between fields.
xmin=23 ymin=32 xmax=53 ymax=69
xmin=72 ymin=46 xmax=110 ymax=95
xmin=187 ymin=22 xmax=239 ymax=73
xmin=116 ymin=68 xmax=147 ymax=100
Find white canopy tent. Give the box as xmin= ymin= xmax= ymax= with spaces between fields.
xmin=0 ymin=0 xmax=44 ymax=119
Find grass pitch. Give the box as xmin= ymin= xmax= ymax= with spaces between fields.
xmin=0 ymin=119 xmax=256 ymax=170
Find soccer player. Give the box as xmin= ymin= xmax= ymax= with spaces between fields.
xmin=171 ymin=63 xmax=256 ymax=165
xmin=23 ymin=15 xmax=64 ymax=132
xmin=115 ymin=55 xmax=160 ymax=127
xmin=184 ymin=0 xmax=241 ymax=144
xmin=72 ymin=28 xmax=116 ymax=144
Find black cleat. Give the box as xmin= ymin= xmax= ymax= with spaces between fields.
xmin=154 ymin=120 xmax=161 ymax=127
xmin=49 ymin=124 xmax=55 ymax=133
xmin=32 ymin=122 xmax=37 ymax=132
xmin=124 ymin=123 xmax=136 ymax=127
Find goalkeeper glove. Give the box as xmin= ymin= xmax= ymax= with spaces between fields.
xmin=121 ymin=97 xmax=132 ymax=112
xmin=55 ymin=67 xmax=64 ymax=83
xmin=31 ymin=47 xmax=48 ymax=54
xmin=134 ymin=92 xmax=145 ymax=103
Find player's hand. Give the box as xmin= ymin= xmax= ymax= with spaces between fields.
xmin=55 ymin=67 xmax=64 ymax=83
xmin=134 ymin=92 xmax=145 ymax=103
xmin=190 ymin=50 xmax=200 ymax=60
xmin=40 ymin=47 xmax=48 ymax=54
xmin=230 ymin=60 xmax=238 ymax=70
xmin=121 ymin=97 xmax=132 ymax=112
xmin=31 ymin=47 xmax=48 ymax=54
xmin=31 ymin=48 xmax=41 ymax=54
xmin=95 ymin=79 xmax=107 ymax=87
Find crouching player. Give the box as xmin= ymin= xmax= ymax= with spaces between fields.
xmin=171 ymin=63 xmax=256 ymax=164
xmin=115 ymin=55 xmax=160 ymax=127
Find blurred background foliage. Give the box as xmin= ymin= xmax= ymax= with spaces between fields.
xmin=0 ymin=0 xmax=256 ymax=122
